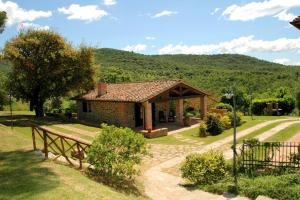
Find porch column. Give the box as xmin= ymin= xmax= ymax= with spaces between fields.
xmin=143 ymin=101 xmax=152 ymax=130
xmin=176 ymin=99 xmax=184 ymax=125
xmin=200 ymin=95 xmax=207 ymax=119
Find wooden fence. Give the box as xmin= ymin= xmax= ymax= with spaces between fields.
xmin=31 ymin=125 xmax=92 ymax=169
xmin=241 ymin=141 xmax=300 ymax=170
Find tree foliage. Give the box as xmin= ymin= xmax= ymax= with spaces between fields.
xmin=0 ymin=11 xmax=7 ymax=33
xmin=296 ymin=91 xmax=300 ymax=116
xmin=0 ymin=72 xmax=8 ymax=110
xmin=94 ymin=48 xmax=300 ymax=100
xmin=4 ymin=30 xmax=96 ymax=117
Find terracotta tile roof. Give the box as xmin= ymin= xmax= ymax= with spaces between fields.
xmin=73 ymin=80 xmax=208 ymax=103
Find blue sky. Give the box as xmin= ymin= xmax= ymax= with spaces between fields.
xmin=1 ymin=0 xmax=300 ymax=65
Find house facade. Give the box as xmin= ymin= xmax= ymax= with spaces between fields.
xmin=73 ymin=80 xmax=215 ymax=131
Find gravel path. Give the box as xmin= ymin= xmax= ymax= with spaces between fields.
xmin=144 ymin=118 xmax=300 ymax=200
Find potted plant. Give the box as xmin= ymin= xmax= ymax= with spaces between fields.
xmin=183 ymin=112 xmax=194 ymax=126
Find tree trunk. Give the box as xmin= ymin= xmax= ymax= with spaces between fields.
xmin=34 ymin=99 xmax=44 ymax=118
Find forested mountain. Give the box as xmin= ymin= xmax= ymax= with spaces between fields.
xmin=1 ymin=48 xmax=300 ymax=98
xmin=95 ymin=48 xmax=300 ymax=98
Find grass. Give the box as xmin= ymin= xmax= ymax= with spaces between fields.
xmin=146 ymin=135 xmax=189 ymax=145
xmin=178 ymin=116 xmax=289 ymax=145
xmin=236 ymin=121 xmax=285 ymax=144
xmin=47 ymin=125 xmax=95 ymax=141
xmin=0 ymin=110 xmax=34 ymax=116
xmin=266 ymin=123 xmax=300 ymax=142
xmin=69 ymin=123 xmax=100 ymax=132
xmin=0 ymin=121 xmax=147 ymax=200
xmin=197 ymin=172 xmax=300 ymax=200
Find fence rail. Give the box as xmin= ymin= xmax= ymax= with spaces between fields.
xmin=241 ymin=141 xmax=300 ymax=170
xmin=31 ymin=125 xmax=92 ymax=169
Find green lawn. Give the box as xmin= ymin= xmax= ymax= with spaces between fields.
xmin=266 ymin=123 xmax=300 ymax=142
xmin=47 ymin=125 xmax=95 ymax=141
xmin=145 ymin=116 xmax=297 ymax=145
xmin=0 ymin=123 xmax=146 ymax=200
xmin=146 ymin=135 xmax=189 ymax=145
xmin=69 ymin=123 xmax=101 ymax=132
xmin=178 ymin=116 xmax=292 ymax=145
xmin=236 ymin=121 xmax=285 ymax=144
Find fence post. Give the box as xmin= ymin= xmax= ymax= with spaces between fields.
xmin=43 ymin=130 xmax=48 ymax=159
xmin=77 ymin=142 xmax=82 ymax=169
xmin=31 ymin=126 xmax=36 ymax=151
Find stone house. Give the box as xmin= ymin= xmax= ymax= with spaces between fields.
xmin=73 ymin=80 xmax=214 ymax=135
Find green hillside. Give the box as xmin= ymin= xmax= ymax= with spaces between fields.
xmin=95 ymin=48 xmax=300 ymax=97
xmin=1 ymin=48 xmax=300 ymax=98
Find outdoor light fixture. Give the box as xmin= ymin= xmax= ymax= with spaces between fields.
xmin=224 ymin=91 xmax=238 ymax=189
xmin=290 ymin=16 xmax=300 ymax=30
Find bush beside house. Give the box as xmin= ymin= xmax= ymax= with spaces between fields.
xmin=201 ymin=112 xmax=244 ymax=136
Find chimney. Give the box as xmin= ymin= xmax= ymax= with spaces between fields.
xmin=97 ymin=82 xmax=107 ymax=96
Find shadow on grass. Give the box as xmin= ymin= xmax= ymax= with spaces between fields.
xmin=0 ymin=115 xmax=100 ymax=129
xmin=0 ymin=150 xmax=59 ymax=199
xmin=86 ymin=170 xmax=144 ymax=197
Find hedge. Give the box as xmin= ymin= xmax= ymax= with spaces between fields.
xmin=252 ymin=97 xmax=295 ymax=115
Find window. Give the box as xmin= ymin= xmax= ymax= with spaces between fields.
xmin=82 ymin=101 xmax=92 ymax=113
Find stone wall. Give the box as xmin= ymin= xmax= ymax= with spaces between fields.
xmin=77 ymin=100 xmax=135 ymax=128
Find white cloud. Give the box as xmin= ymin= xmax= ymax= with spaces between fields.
xmin=211 ymin=8 xmax=220 ymax=15
xmin=103 ymin=0 xmax=116 ymax=6
xmin=123 ymin=44 xmax=147 ymax=52
xmin=58 ymin=4 xmax=108 ymax=22
xmin=146 ymin=36 xmax=156 ymax=40
xmin=222 ymin=0 xmax=300 ymax=21
xmin=159 ymin=35 xmax=300 ymax=55
xmin=274 ymin=10 xmax=296 ymax=21
xmin=273 ymin=58 xmax=290 ymax=64
xmin=0 ymin=0 xmax=52 ymax=26
xmin=152 ymin=10 xmax=178 ymax=18
xmin=18 ymin=22 xmax=50 ymax=31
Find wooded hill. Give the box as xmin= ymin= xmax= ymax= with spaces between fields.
xmin=1 ymin=48 xmax=300 ymax=98
xmin=95 ymin=48 xmax=300 ymax=98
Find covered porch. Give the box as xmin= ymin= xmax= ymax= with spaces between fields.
xmin=135 ymin=82 xmax=208 ymax=138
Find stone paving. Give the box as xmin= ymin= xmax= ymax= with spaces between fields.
xmin=143 ymin=144 xmax=201 ymax=169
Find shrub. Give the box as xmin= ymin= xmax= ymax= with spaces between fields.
xmin=227 ymin=111 xmax=244 ymax=127
xmin=220 ymin=115 xmax=231 ymax=129
xmin=215 ymin=103 xmax=233 ymax=112
xmin=87 ymin=124 xmax=148 ymax=184
xmin=181 ymin=150 xmax=227 ymax=185
xmin=199 ymin=122 xmax=207 ymax=137
xmin=206 ymin=113 xmax=224 ymax=135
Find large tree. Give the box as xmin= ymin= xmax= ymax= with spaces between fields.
xmin=0 ymin=11 xmax=7 ymax=33
xmin=4 ymin=30 xmax=96 ymax=117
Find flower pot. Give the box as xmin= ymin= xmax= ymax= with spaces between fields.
xmin=183 ymin=117 xmax=192 ymax=126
